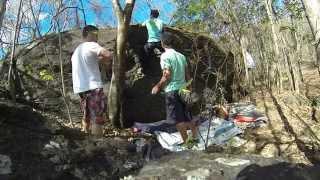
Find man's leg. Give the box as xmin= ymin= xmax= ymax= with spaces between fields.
xmin=154 ymin=42 xmax=163 ymax=53
xmin=187 ymin=121 xmax=198 ymax=140
xmin=88 ymin=89 xmax=106 ymax=138
xmin=82 ymin=117 xmax=90 ymax=133
xmin=176 ymin=122 xmax=189 ymax=143
xmin=145 ymin=42 xmax=161 ymax=58
xmin=144 ymin=42 xmax=152 ymax=58
xmin=80 ymin=93 xmax=90 ymax=134
xmin=166 ymin=91 xmax=188 ymax=143
xmin=91 ymin=123 xmax=103 ymax=137
xmin=153 ymin=42 xmax=162 ymax=56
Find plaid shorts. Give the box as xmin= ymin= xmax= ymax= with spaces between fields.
xmin=79 ymin=88 xmax=106 ymax=125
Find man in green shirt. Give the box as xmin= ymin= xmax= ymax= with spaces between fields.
xmin=142 ymin=9 xmax=164 ymax=58
xmin=151 ymin=32 xmax=198 ymax=147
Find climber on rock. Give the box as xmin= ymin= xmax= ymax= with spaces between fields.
xmin=141 ymin=9 xmax=164 ymax=59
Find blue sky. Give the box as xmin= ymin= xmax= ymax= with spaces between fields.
xmin=83 ymin=0 xmax=176 ymax=25
xmin=0 ymin=0 xmax=176 ymax=59
xmin=38 ymin=0 xmax=176 ymax=34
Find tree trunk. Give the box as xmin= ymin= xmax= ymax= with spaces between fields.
xmin=0 ymin=0 xmax=7 ymax=30
xmin=255 ymin=30 xmax=268 ymax=86
xmin=264 ymin=0 xmax=282 ymax=91
xmin=79 ymin=0 xmax=87 ymax=26
xmin=300 ymin=0 xmax=320 ymax=72
xmin=8 ymin=0 xmax=23 ymax=103
xmin=58 ymin=25 xmax=73 ymax=126
xmin=289 ymin=16 xmax=303 ymax=92
xmin=225 ymin=1 xmax=250 ymax=94
xmin=75 ymin=8 xmax=81 ymax=28
xmin=109 ymin=0 xmax=135 ymax=128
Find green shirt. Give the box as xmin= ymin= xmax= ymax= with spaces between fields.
xmin=142 ymin=18 xmax=164 ymax=42
xmin=160 ymin=48 xmax=187 ymax=92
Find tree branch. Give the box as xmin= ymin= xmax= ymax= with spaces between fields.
xmin=124 ymin=0 xmax=135 ymax=24
xmin=53 ymin=6 xmax=80 ymax=19
xmin=112 ymin=0 xmax=124 ymax=21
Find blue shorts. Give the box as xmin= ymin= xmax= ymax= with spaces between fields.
xmin=165 ymin=90 xmax=192 ymax=124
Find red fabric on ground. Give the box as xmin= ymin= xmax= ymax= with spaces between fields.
xmin=234 ymin=115 xmax=256 ymax=122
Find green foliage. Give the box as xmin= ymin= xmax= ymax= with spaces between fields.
xmin=186 ymin=0 xmax=216 ymax=16
xmin=173 ymin=0 xmax=217 ymax=28
xmin=311 ymin=96 xmax=320 ymax=107
xmin=279 ymin=25 xmax=296 ymax=32
xmin=173 ymin=0 xmax=268 ymax=36
xmin=283 ymin=0 xmax=304 ymax=19
xmin=25 ymin=65 xmax=33 ymax=75
xmin=39 ymin=69 xmax=54 ymax=81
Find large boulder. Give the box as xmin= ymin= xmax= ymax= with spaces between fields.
xmin=0 ymin=26 xmax=236 ymax=126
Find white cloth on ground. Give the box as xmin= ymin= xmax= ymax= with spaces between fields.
xmin=155 ymin=118 xmax=243 ymax=152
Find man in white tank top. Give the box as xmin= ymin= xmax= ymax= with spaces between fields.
xmin=71 ymin=25 xmax=112 ymax=137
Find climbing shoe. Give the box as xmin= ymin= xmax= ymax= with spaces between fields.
xmin=188 ymin=138 xmax=200 ymax=144
xmin=178 ymin=142 xmax=192 ymax=149
xmin=186 ymin=138 xmax=199 ymax=148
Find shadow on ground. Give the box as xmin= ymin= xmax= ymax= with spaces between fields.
xmin=269 ymin=90 xmax=320 ymax=164
xmin=0 ymin=101 xmax=145 ymax=180
xmin=236 ymin=162 xmax=320 ymax=180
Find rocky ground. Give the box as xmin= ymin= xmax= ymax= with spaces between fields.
xmin=0 ymin=101 xmax=147 ymax=180
xmin=2 ymin=84 xmax=320 ymax=180
xmin=131 ymin=152 xmax=320 ymax=180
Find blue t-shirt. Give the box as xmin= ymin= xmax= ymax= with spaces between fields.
xmin=142 ymin=18 xmax=164 ymax=42
xmin=160 ymin=49 xmax=187 ymax=92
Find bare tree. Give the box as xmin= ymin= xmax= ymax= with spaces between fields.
xmin=0 ymin=0 xmax=7 ymax=30
xmin=79 ymin=0 xmax=87 ymax=26
xmin=57 ymin=23 xmax=74 ymax=126
xmin=300 ymin=0 xmax=320 ymax=72
xmin=109 ymin=0 xmax=135 ymax=128
xmin=28 ymin=0 xmax=75 ymax=126
xmin=8 ymin=0 xmax=23 ymax=103
xmin=264 ymin=0 xmax=283 ymax=91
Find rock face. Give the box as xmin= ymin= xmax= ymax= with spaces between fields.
xmin=133 ymin=151 xmax=320 ymax=180
xmin=0 ymin=26 xmax=235 ymax=126
xmin=0 ymin=154 xmax=11 ymax=175
xmin=0 ymin=101 xmax=144 ymax=180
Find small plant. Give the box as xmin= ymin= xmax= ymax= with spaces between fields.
xmin=39 ymin=69 xmax=54 ymax=81
xmin=311 ymin=96 xmax=320 ymax=107
xmin=25 ymin=65 xmax=33 ymax=75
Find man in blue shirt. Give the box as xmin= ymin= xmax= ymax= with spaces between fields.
xmin=151 ymin=32 xmax=198 ymax=148
xmin=142 ymin=9 xmax=164 ymax=59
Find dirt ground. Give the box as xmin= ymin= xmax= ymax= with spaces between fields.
xmin=243 ymin=61 xmax=320 ymax=165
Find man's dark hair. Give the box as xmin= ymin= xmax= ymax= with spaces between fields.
xmin=150 ymin=9 xmax=159 ymax=18
xmin=160 ymin=32 xmax=173 ymax=48
xmin=82 ymin=25 xmax=99 ymax=38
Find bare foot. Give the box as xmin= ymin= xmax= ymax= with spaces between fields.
xmin=91 ymin=124 xmax=103 ymax=137
xmin=82 ymin=120 xmax=90 ymax=134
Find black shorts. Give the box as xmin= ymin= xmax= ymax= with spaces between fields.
xmin=144 ymin=42 xmax=163 ymax=55
xmin=165 ymin=90 xmax=192 ymax=124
